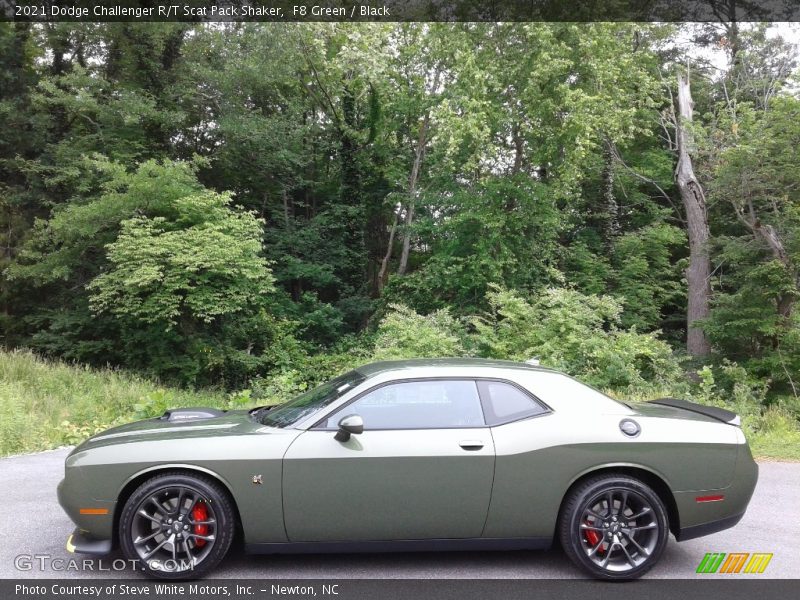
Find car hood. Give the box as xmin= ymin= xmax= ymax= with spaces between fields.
xmin=73 ymin=409 xmax=264 ymax=452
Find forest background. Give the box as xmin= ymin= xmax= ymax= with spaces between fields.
xmin=2 ymin=20 xmax=800 ymax=457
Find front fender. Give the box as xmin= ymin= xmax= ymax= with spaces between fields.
xmin=59 ymin=428 xmax=301 ymax=545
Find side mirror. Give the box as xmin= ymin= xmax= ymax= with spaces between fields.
xmin=334 ymin=414 xmax=364 ymax=442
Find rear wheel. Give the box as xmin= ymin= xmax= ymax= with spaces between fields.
xmin=119 ymin=472 xmax=235 ymax=579
xmin=559 ymin=474 xmax=669 ymax=580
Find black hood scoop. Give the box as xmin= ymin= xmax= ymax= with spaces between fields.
xmin=160 ymin=407 xmax=225 ymax=422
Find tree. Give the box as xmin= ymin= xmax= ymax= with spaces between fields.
xmin=87 ymin=188 xmax=281 ymax=385
xmin=379 ymin=24 xmax=453 ymax=283
xmin=675 ymin=70 xmax=712 ymax=357
xmin=704 ymin=96 xmax=800 ymax=389
xmin=471 ymin=286 xmax=682 ymax=391
xmin=88 ymin=191 xmax=273 ymax=328
xmin=2 ymin=21 xmax=799 ymax=408
xmin=7 ymin=158 xmax=292 ymax=386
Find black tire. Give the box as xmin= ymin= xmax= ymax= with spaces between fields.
xmin=559 ymin=474 xmax=669 ymax=580
xmin=119 ymin=472 xmax=235 ymax=579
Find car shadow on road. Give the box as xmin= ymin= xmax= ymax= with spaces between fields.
xmin=212 ymin=544 xmax=580 ymax=579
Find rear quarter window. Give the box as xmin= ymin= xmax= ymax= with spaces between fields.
xmin=478 ymin=380 xmax=548 ymax=425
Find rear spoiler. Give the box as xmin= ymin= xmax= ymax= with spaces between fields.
xmin=647 ymin=398 xmax=741 ymax=426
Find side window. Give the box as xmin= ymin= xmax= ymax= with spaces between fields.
xmin=321 ymin=380 xmax=485 ymax=430
xmin=478 ymin=380 xmax=547 ymax=425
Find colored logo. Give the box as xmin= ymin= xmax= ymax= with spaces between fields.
xmin=696 ymin=552 xmax=773 ymax=574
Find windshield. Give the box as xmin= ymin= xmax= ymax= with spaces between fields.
xmin=259 ymin=370 xmax=366 ymax=428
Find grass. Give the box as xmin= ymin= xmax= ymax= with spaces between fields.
xmin=749 ymin=432 xmax=800 ymax=461
xmin=1 ymin=348 xmax=799 ymax=460
xmin=746 ymin=409 xmax=800 ymax=461
xmin=0 ymin=349 xmax=228 ymax=456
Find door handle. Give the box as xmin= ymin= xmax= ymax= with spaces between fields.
xmin=459 ymin=440 xmax=484 ymax=451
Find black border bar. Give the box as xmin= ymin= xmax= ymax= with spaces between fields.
xmin=4 ymin=579 xmax=800 ymax=600
xmin=3 ymin=1 xmax=800 ymax=22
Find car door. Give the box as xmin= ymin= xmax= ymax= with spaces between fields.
xmin=282 ymin=378 xmax=495 ymax=542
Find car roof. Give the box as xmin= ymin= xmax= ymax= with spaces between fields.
xmin=353 ymin=357 xmax=556 ymax=377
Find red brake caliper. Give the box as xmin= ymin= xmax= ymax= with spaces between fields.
xmin=192 ymin=501 xmax=208 ymax=547
xmin=585 ymin=521 xmax=602 ymax=550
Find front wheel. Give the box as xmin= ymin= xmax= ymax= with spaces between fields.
xmin=559 ymin=474 xmax=669 ymax=580
xmin=119 ymin=472 xmax=235 ymax=579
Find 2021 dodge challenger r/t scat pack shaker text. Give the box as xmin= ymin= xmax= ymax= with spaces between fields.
xmin=58 ymin=358 xmax=758 ymax=580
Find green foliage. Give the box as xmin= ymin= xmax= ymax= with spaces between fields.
xmin=679 ymin=360 xmax=800 ymax=459
xmin=472 ymin=286 xmax=683 ymax=391
xmin=561 ymin=241 xmax=612 ymax=296
xmin=611 ymin=224 xmax=687 ymax=330
xmin=685 ymin=361 xmax=768 ymax=426
xmin=58 ymin=417 xmax=127 ymax=447
xmin=88 ymin=190 xmax=273 ymax=326
xmin=249 ymin=370 xmax=310 ymax=405
xmin=383 ymin=177 xmax=563 ymax=314
xmin=132 ymin=389 xmax=177 ymax=420
xmin=8 ymin=157 xmax=204 ymax=286
xmin=1 ymin=23 xmax=800 ymax=458
xmin=702 ymin=251 xmax=800 ymax=388
xmin=703 ymin=94 xmax=800 ymax=395
xmin=371 ymin=304 xmax=467 ymax=361
xmin=9 ymin=158 xmax=293 ymax=387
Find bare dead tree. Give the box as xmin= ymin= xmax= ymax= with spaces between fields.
xmin=675 ymin=69 xmax=712 ymax=357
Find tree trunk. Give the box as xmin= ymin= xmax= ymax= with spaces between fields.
xmin=735 ymin=206 xmax=797 ymax=322
xmin=396 ymin=205 xmax=414 ymax=275
xmin=396 ymin=66 xmax=442 ymax=276
xmin=397 ymin=115 xmax=429 ymax=275
xmin=675 ymin=71 xmax=712 ymax=357
xmin=601 ymin=143 xmax=620 ymax=248
xmin=511 ymin=122 xmax=524 ymax=175
xmin=377 ymin=210 xmax=399 ymax=291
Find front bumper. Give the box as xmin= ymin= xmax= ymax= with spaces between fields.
xmin=66 ymin=528 xmax=112 ymax=556
xmin=58 ymin=476 xmax=116 ymax=541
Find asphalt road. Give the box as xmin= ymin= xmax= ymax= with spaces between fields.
xmin=1 ymin=448 xmax=798 ymax=580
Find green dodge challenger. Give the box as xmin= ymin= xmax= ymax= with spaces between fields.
xmin=58 ymin=358 xmax=758 ymax=580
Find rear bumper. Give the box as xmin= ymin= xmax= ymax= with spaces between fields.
xmin=676 ymin=511 xmax=745 ymax=541
xmin=66 ymin=528 xmax=112 ymax=556
xmin=673 ymin=441 xmax=758 ymax=541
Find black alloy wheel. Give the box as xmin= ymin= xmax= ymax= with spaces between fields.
xmin=559 ymin=474 xmax=669 ymax=580
xmin=119 ymin=472 xmax=235 ymax=579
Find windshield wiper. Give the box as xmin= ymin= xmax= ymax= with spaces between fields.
xmin=249 ymin=405 xmax=275 ymax=421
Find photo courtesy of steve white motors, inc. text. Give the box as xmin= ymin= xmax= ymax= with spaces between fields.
xmin=14 ymin=583 xmax=338 ymax=597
